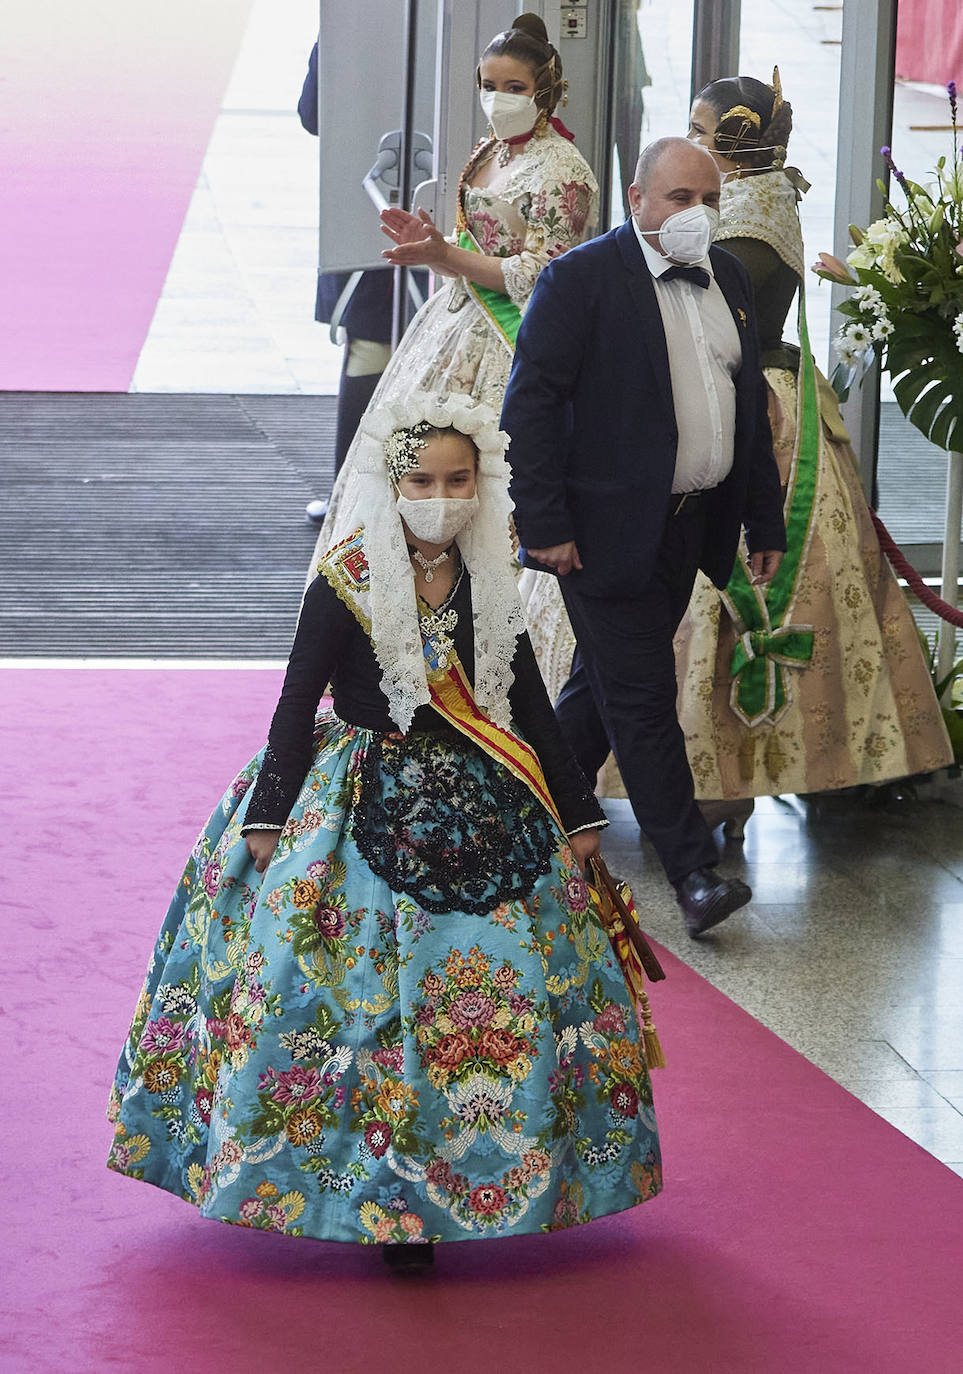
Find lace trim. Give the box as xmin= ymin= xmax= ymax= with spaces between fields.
xmin=567 ymin=820 xmax=610 ymax=837
xmin=351 ymin=730 xmax=558 ymax=914
xmin=320 ymin=393 xmax=522 ymax=734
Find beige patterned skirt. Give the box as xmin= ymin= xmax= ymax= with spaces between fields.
xmin=522 ymin=367 xmax=953 ymax=800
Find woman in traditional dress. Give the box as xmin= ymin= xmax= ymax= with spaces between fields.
xmin=107 ymin=393 xmax=662 ymax=1269
xmin=524 ymin=72 xmax=952 ymax=837
xmin=311 ymin=12 xmax=598 ymax=560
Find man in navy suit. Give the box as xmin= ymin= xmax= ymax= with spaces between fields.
xmin=503 ymin=137 xmax=786 ymax=936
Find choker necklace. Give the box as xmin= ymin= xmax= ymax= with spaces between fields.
xmin=492 ymin=115 xmax=575 ymax=166
xmin=408 ymin=543 xmax=453 ymax=584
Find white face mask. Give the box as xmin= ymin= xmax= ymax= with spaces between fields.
xmin=479 ymin=89 xmax=538 ymax=141
xmin=647 ymin=203 xmax=720 ymax=264
xmin=397 ymin=493 xmax=479 ymax=544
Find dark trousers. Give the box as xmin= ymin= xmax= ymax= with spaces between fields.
xmin=334 ymin=358 xmax=382 ymax=474
xmin=556 ymin=498 xmax=719 ymax=886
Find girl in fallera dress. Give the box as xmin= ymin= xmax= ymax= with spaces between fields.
xmin=107 ymin=394 xmax=662 ymax=1269
xmin=523 ymin=72 xmax=953 ymax=836
xmin=312 ymin=11 xmax=598 ymax=561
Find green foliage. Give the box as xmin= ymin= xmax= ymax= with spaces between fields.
xmin=889 ymin=312 xmax=963 ymax=450
xmin=827 ymin=91 xmax=963 ymax=451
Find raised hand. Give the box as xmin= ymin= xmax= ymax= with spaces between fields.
xmin=380 ymin=208 xmax=453 ymax=273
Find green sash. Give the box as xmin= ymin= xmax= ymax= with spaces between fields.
xmin=458 ymin=230 xmax=522 ymax=348
xmin=719 ymin=288 xmax=820 ymax=726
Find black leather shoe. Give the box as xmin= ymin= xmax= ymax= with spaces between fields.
xmin=675 ymin=867 xmax=751 ymax=938
xmin=382 ymin=1242 xmax=435 ymax=1274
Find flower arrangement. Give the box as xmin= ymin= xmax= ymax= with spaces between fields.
xmin=814 ymin=81 xmax=963 ymax=451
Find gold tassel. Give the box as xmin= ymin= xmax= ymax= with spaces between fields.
xmin=637 ymin=987 xmax=667 ymax=1070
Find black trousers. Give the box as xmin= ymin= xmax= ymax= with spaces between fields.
xmin=334 ymin=357 xmax=382 ymax=475
xmin=556 ymin=497 xmax=719 ymax=886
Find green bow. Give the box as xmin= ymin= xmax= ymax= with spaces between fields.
xmin=721 ymin=284 xmax=821 ymax=727
xmin=729 ymin=626 xmax=815 ymax=722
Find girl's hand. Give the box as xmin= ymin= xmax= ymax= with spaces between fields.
xmin=380 ymin=208 xmax=452 ymax=272
xmin=245 ymin=831 xmax=280 ymax=874
xmin=569 ymin=828 xmax=602 ymax=873
xmin=380 ymin=206 xmax=434 ymax=246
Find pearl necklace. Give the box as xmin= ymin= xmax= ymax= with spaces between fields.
xmin=409 ymin=543 xmax=453 ymax=584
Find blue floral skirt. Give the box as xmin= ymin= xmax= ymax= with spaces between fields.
xmin=108 ymin=713 xmax=662 ymax=1245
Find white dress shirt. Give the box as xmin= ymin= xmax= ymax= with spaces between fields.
xmin=631 ymin=217 xmax=742 ymax=493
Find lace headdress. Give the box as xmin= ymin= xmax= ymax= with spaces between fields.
xmin=344 ymin=391 xmax=525 ymax=733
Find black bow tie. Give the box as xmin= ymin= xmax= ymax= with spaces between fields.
xmin=661 ymin=264 xmax=710 ymax=289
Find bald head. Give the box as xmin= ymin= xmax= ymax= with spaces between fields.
xmin=628 ymin=137 xmax=721 ymax=256
xmin=632 ymin=136 xmax=719 ymax=192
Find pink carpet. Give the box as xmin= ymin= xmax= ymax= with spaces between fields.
xmin=4 ymin=668 xmax=963 ymax=1373
xmin=0 ymin=1 xmax=252 ymax=391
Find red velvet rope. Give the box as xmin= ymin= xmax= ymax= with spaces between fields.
xmin=868 ymin=508 xmax=963 ymax=628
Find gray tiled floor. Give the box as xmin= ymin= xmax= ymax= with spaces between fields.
xmin=601 ymin=787 xmax=963 ymax=1177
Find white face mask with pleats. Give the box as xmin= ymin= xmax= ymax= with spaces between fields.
xmin=645 ymin=204 xmax=720 ymax=263
xmin=396 ymin=494 xmax=479 ymax=543
xmin=479 ymin=89 xmax=538 ymax=141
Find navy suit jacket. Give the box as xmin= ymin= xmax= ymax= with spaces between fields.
xmin=502 ymin=218 xmax=787 ymax=598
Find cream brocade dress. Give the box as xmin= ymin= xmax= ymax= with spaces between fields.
xmin=523 ymin=172 xmax=953 ymax=800
xmin=313 ymin=128 xmax=598 ymax=559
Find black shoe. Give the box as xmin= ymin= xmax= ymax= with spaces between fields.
xmin=382 ymin=1242 xmax=435 ymax=1273
xmin=305 ymin=499 xmax=328 ymax=525
xmin=675 ymin=867 xmax=751 ymax=938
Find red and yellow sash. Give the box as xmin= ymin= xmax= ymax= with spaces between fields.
xmin=428 ymin=658 xmax=563 ymax=829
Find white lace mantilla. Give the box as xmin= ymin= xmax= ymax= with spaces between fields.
xmin=717 ymin=169 xmax=807 ymax=280
xmin=345 ymin=392 xmax=525 ymax=734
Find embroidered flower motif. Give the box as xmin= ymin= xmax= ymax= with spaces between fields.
xmin=312 ymin=904 xmax=347 ymax=940
xmin=272 ymin=1066 xmax=324 ymax=1106
xmin=202 ymin=860 xmax=223 ymax=899
xmin=558 ymin=180 xmax=591 ymax=235
xmin=142 ymin=1058 xmax=182 ymax=1094
xmin=365 ymin=1121 xmax=393 ymax=1157
xmin=468 ymin=1184 xmax=508 ymax=1215
xmin=448 ymin=989 xmax=498 ymax=1029
xmin=292 ymin=879 xmax=321 ymax=910
xmin=563 ymin=873 xmax=590 ymax=914
xmin=472 ymin=212 xmax=502 ymax=254
xmin=376 ymin=1079 xmax=418 ymax=1120
xmin=285 ymin=1108 xmax=324 ymax=1147
xmin=610 ymin=1082 xmax=639 ymax=1117
xmin=592 ymin=1003 xmax=627 ymax=1035
xmin=139 ymin=1017 xmax=186 ymax=1056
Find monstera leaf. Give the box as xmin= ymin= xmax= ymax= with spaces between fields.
xmin=886 ymin=312 xmax=963 ymax=451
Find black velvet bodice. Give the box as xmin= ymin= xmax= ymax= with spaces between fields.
xmin=243 ymin=569 xmax=606 ymax=838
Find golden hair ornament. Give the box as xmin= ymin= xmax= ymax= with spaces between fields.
xmin=714 ymin=104 xmax=762 ymax=154
xmin=770 ymin=66 xmax=784 ymax=117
